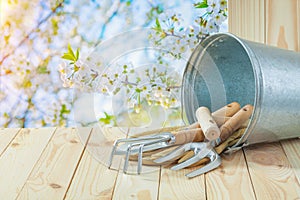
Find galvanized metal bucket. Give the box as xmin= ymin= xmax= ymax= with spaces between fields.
xmin=182 ymin=33 xmax=300 ymax=151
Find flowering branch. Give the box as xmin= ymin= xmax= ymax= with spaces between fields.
xmin=58 ymin=0 xmax=228 ymax=126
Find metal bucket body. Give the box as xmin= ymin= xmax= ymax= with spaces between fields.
xmin=182 ymin=33 xmax=300 ymax=148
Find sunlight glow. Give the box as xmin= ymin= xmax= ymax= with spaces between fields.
xmin=0 ymin=0 xmax=10 ymax=25
xmin=0 ymin=0 xmax=19 ymax=26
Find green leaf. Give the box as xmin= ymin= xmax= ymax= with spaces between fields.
xmin=23 ymin=79 xmax=32 ymax=88
xmin=3 ymin=112 xmax=9 ymax=118
xmin=194 ymin=1 xmax=208 ymax=8
xmin=155 ymin=18 xmax=162 ymax=31
xmin=37 ymin=65 xmax=49 ymax=74
xmin=113 ymin=87 xmax=121 ymax=95
xmin=126 ymin=0 xmax=131 ymax=6
xmin=60 ymin=104 xmax=70 ymax=118
xmin=135 ymin=88 xmax=142 ymax=93
xmin=99 ymin=118 xmax=109 ymax=124
xmin=99 ymin=112 xmax=115 ymax=125
xmin=61 ymin=53 xmax=75 ymax=61
xmin=76 ymin=48 xmax=79 ymax=60
xmin=68 ymin=44 xmax=75 ymax=58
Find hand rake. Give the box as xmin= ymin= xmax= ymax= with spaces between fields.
xmin=108 ymin=102 xmax=241 ymax=174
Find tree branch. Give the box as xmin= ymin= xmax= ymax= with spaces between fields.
xmin=96 ymin=0 xmax=123 ymax=43
xmin=0 ymin=1 xmax=65 ymax=65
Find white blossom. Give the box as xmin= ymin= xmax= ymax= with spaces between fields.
xmin=213 ymin=13 xmax=226 ymax=25
xmin=206 ymin=19 xmax=219 ymax=33
xmin=219 ymin=0 xmax=227 ymax=10
xmin=207 ymin=0 xmax=221 ymax=13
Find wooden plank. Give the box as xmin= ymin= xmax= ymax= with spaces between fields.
xmin=240 ymin=0 xmax=245 ymax=38
xmin=254 ymin=0 xmax=265 ymax=43
xmin=242 ymin=0 xmax=247 ymax=39
xmin=281 ymin=139 xmax=300 ymax=187
xmin=266 ymin=0 xmax=299 ymax=50
xmin=229 ymin=0 xmax=238 ymax=35
xmin=235 ymin=0 xmax=240 ymax=36
xmin=261 ymin=0 xmax=266 ymax=43
xmin=16 ymin=127 xmax=92 ymax=200
xmin=229 ymin=0 xmax=265 ymax=43
xmin=158 ymin=167 xmax=205 ymax=200
xmin=228 ymin=0 xmax=233 ymax=33
xmin=244 ymin=0 xmax=250 ymax=40
xmin=228 ymin=0 xmax=236 ymax=34
xmin=0 ymin=128 xmax=56 ymax=199
xmin=112 ymin=127 xmax=160 ymax=200
xmin=298 ymin=0 xmax=300 ymax=51
xmin=206 ymin=151 xmax=256 ymax=199
xmin=112 ymin=169 xmax=160 ymax=200
xmin=236 ymin=0 xmax=241 ymax=37
xmin=64 ymin=149 xmax=118 ymax=200
xmin=244 ymin=142 xmax=300 ymax=199
xmin=65 ymin=127 xmax=128 ymax=199
xmin=0 ymin=128 xmax=20 ymax=156
xmin=248 ymin=0 xmax=255 ymax=41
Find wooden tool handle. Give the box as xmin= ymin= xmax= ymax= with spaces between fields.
xmin=174 ymin=128 xmax=205 ymax=145
xmin=177 ymin=122 xmax=200 ymax=131
xmin=220 ymin=104 xmax=253 ymax=142
xmin=173 ymin=103 xmax=242 ymax=144
xmin=212 ymin=102 xmax=241 ymax=126
xmin=196 ymin=107 xmax=220 ymax=141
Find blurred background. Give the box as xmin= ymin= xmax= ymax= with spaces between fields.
xmin=0 ymin=0 xmax=227 ymax=128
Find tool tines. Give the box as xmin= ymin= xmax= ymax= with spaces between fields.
xmin=154 ymin=142 xmax=221 ymax=177
xmin=108 ymin=132 xmax=175 ymax=174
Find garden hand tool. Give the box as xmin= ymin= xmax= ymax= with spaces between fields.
xmin=108 ymin=102 xmax=240 ymax=174
xmin=154 ymin=105 xmax=253 ymax=177
xmin=177 ymin=127 xmax=246 ymax=168
xmin=155 ymin=106 xmax=222 ymax=174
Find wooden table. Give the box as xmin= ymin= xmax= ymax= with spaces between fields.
xmin=1 ymin=127 xmax=300 ymax=199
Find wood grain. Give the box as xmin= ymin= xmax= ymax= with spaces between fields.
xmin=112 ymin=169 xmax=160 ymax=200
xmin=230 ymin=0 xmax=238 ymax=35
xmin=16 ymin=127 xmax=92 ymax=200
xmin=1 ymin=128 xmax=300 ymax=199
xmin=112 ymin=127 xmax=160 ymax=200
xmin=228 ymin=0 xmax=234 ymax=34
xmin=255 ymin=0 xmax=266 ymax=43
xmin=241 ymin=0 xmax=246 ymax=39
xmin=244 ymin=142 xmax=300 ymax=199
xmin=266 ymin=0 xmax=299 ymax=50
xmin=230 ymin=0 xmax=300 ymax=48
xmin=65 ymin=150 xmax=118 ymax=200
xmin=65 ymin=127 xmax=126 ymax=200
xmin=0 ymin=128 xmax=56 ymax=199
xmin=158 ymin=167 xmax=205 ymax=200
xmin=236 ymin=0 xmax=241 ymax=37
xmin=298 ymin=0 xmax=300 ymax=51
xmin=281 ymin=139 xmax=300 ymax=189
xmin=206 ymin=151 xmax=256 ymax=200
xmin=228 ymin=0 xmax=265 ymax=43
xmin=84 ymin=126 xmax=129 ymax=171
xmin=0 ymin=128 xmax=20 ymax=156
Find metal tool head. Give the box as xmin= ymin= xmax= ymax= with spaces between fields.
xmin=185 ymin=151 xmax=221 ymax=178
xmin=154 ymin=142 xmax=207 ymax=164
xmin=108 ymin=132 xmax=175 ymax=174
xmin=154 ymin=141 xmax=222 ymax=177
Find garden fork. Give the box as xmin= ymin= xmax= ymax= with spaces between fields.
xmin=154 ymin=104 xmax=253 ymax=177
xmin=108 ymin=102 xmax=241 ymax=174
